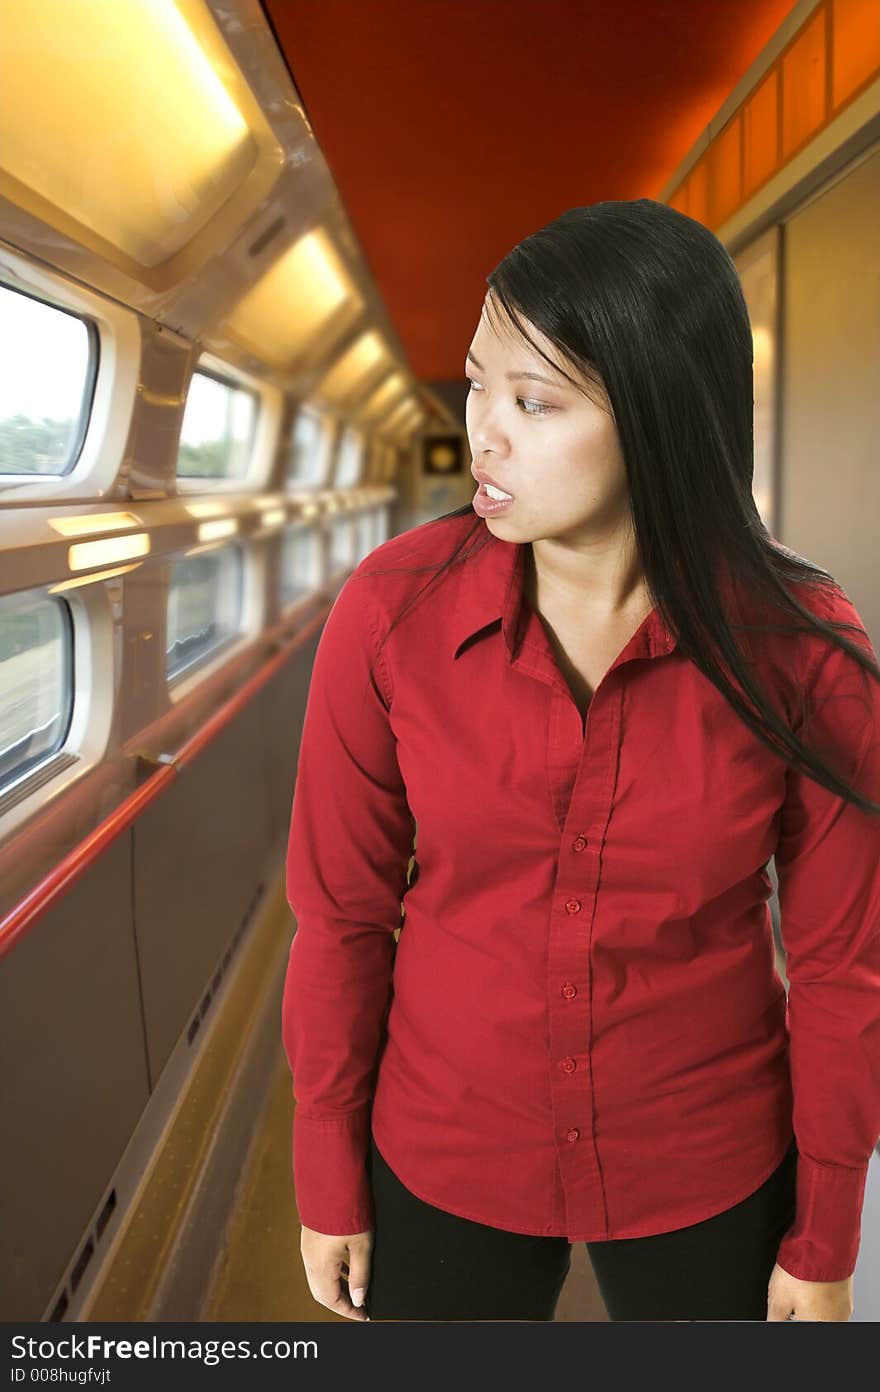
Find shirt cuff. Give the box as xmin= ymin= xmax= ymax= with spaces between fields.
xmin=292 ymin=1105 xmax=374 ymax=1236
xmin=774 ymin=1153 xmax=868 ymax=1281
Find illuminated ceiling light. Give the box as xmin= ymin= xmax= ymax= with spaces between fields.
xmin=382 ymin=398 xmax=420 ymax=431
xmin=314 ymin=331 xmax=388 ymax=403
xmin=359 ymin=373 xmax=408 ymax=422
xmin=197 ymin=518 xmax=239 ymax=542
xmin=0 ymin=0 xmax=264 ymax=267
xmin=68 ymin=534 xmax=150 ymax=571
xmin=49 ymin=511 xmax=142 ymax=537
xmin=225 ymin=228 xmax=360 ymax=367
xmin=389 ymin=407 xmax=424 ymax=440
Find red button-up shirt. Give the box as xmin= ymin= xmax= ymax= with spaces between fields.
xmin=282 ymin=513 xmax=880 ymax=1283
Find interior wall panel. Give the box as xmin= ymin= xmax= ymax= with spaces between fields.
xmin=134 ymin=694 xmax=275 ymax=1084
xmin=263 ymin=637 xmax=319 ymax=869
xmin=778 ymin=144 xmax=880 ymax=1321
xmin=780 ymin=147 xmax=880 ymax=642
xmin=0 ymin=831 xmax=148 ymax=1321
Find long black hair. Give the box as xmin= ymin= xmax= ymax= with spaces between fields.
xmin=364 ymin=199 xmax=880 ymax=815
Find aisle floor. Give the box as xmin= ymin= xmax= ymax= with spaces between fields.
xmin=204 ymin=1050 xmax=608 ymax=1322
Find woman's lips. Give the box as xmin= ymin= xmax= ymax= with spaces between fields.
xmin=472 ymin=480 xmax=516 ymax=517
xmin=471 ymin=468 xmax=515 ymax=500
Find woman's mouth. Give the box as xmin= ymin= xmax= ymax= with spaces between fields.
xmin=472 ymin=480 xmax=515 ymax=517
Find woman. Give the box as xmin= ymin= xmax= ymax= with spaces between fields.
xmin=282 ymin=200 xmax=880 ymax=1322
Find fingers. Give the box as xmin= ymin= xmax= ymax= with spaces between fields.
xmin=301 ymin=1226 xmax=373 ymax=1322
xmin=766 ymin=1292 xmax=796 ymax=1320
xmin=315 ymin=1276 xmax=369 ymax=1322
xmin=347 ymin=1244 xmax=372 ymax=1310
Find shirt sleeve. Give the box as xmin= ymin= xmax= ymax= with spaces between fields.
xmin=772 ymin=586 xmax=880 ymax=1282
xmin=281 ymin=570 xmax=415 ymax=1235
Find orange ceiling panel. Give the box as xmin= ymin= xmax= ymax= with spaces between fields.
xmin=263 ymin=0 xmax=798 ymax=379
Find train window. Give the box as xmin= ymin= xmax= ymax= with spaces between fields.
xmin=177 ymin=369 xmax=257 ymax=480
xmin=335 ymin=426 xmax=364 ymax=487
xmin=279 ymin=526 xmax=321 ymax=608
xmin=166 ymin=546 xmax=244 ymax=680
xmin=0 ymin=591 xmax=73 ymax=795
xmin=285 ymin=409 xmax=330 ymax=488
xmin=0 ymin=284 xmax=97 ymax=478
xmin=329 ymin=516 xmax=356 ymax=574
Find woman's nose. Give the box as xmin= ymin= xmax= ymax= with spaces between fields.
xmin=469 ymin=401 xmax=508 ymax=455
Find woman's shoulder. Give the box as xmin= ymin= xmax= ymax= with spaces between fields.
xmin=359 ymin=509 xmax=478 ymax=569
xmin=778 ymin=569 xmax=874 ymax=665
xmin=726 ymin=556 xmax=876 ymax=728
xmin=733 ymin=546 xmax=871 ymax=649
xmin=345 ymin=509 xmax=482 ymax=618
xmin=752 ymin=564 xmax=878 ymax=737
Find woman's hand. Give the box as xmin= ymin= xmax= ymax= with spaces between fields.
xmin=766 ymin=1262 xmax=854 ymax=1320
xmin=300 ymin=1225 xmax=373 ymax=1321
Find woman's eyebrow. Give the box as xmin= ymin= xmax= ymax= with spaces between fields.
xmin=466 ymin=349 xmax=563 ymax=388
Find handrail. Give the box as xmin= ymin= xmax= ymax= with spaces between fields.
xmin=0 ymin=603 xmax=330 ymax=960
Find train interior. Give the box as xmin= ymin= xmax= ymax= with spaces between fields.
xmin=1 ymin=0 xmax=879 ymax=1324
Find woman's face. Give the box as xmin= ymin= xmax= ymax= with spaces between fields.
xmin=464 ymin=297 xmax=631 ymax=547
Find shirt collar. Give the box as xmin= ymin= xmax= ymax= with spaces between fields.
xmin=450 ymin=533 xmax=678 ymax=662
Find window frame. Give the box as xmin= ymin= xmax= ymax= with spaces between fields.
xmin=0 ymin=591 xmax=76 ymax=806
xmin=284 ymin=404 xmax=333 ymax=491
xmin=0 ymin=280 xmax=100 ymax=482
xmin=0 ymin=581 xmax=116 ymax=833
xmin=176 ymin=351 xmax=282 ymax=495
xmin=0 ymin=242 xmax=141 ymax=503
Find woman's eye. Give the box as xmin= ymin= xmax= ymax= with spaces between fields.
xmin=465 ymin=379 xmax=551 ymax=416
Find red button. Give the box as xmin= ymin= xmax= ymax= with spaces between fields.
xmin=566 ymin=1128 xmax=580 ymax=1143
xmin=561 ymin=1057 xmax=576 ymax=1073
xmin=565 ymin=899 xmax=581 ymax=914
xmin=573 ymin=836 xmax=587 ymax=851
xmin=561 ymin=982 xmax=577 ymax=1000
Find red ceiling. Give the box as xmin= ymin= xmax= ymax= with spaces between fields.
xmin=263 ymin=0 xmax=797 ymax=381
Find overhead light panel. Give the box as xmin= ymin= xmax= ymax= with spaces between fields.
xmin=314 ymin=332 xmax=388 ymax=404
xmin=0 ymin=0 xmax=279 ymax=270
xmin=359 ymin=373 xmax=408 ymax=422
xmin=382 ymin=398 xmax=420 ymax=431
xmin=225 ymin=228 xmax=360 ymax=368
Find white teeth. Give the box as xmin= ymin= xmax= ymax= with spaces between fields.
xmin=485 ymin=483 xmax=512 ymax=501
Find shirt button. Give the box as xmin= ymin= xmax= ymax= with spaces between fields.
xmin=565 ymin=898 xmax=581 ymax=914
xmin=561 ymin=1056 xmax=576 ymax=1073
xmin=573 ymin=835 xmax=587 ymax=852
xmin=561 ymin=982 xmax=577 ymax=1000
xmin=566 ymin=1128 xmax=580 ymax=1143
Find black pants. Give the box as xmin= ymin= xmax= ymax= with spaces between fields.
xmin=363 ymin=1134 xmax=798 ymax=1321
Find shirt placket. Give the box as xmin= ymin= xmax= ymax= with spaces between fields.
xmin=551 ymin=681 xmax=623 ymax=1237
xmin=512 ymin=627 xmax=624 ymax=1238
